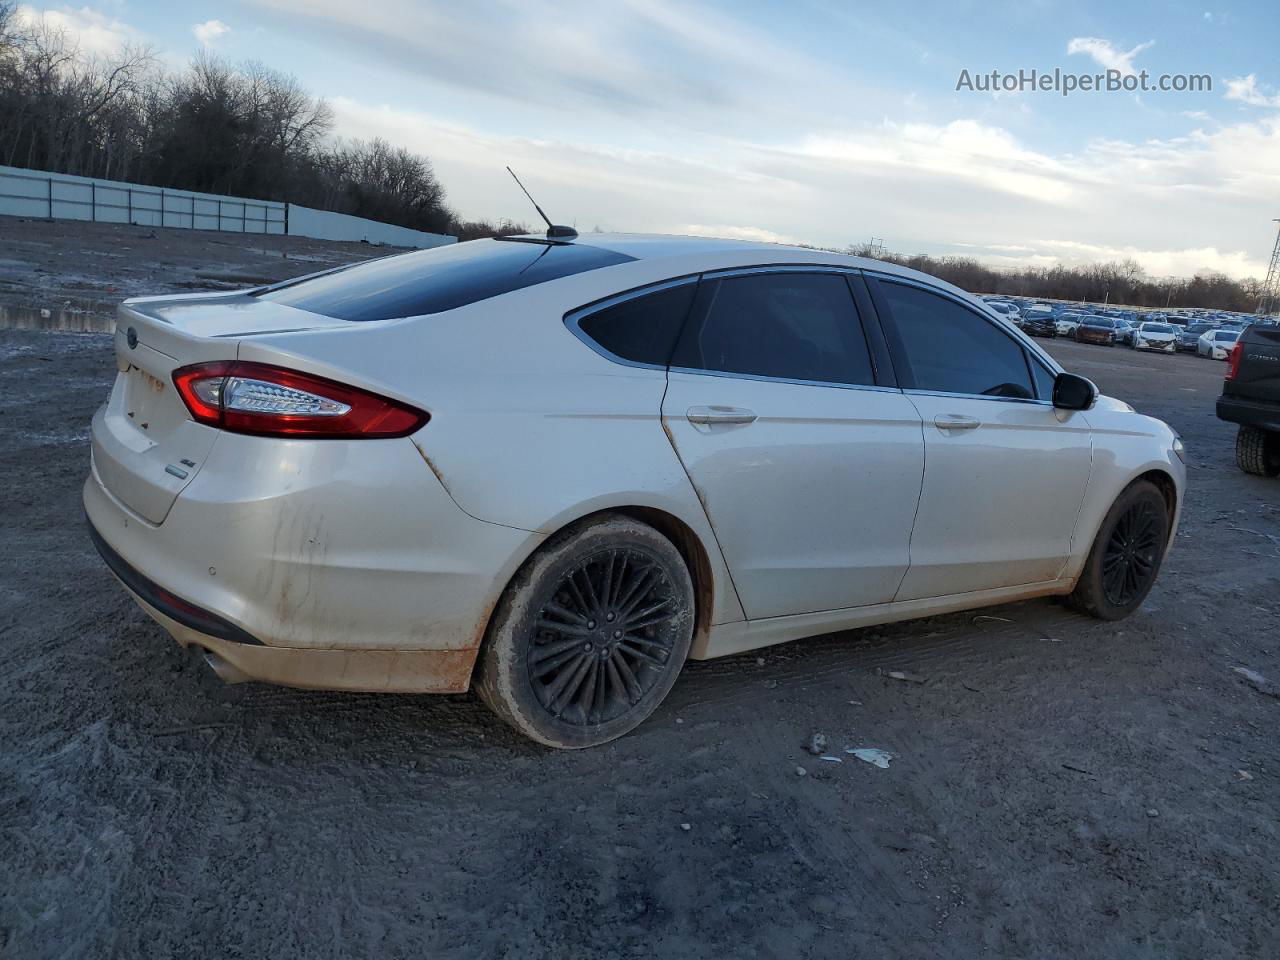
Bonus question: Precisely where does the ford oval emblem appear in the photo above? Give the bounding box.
[126,327,138,349]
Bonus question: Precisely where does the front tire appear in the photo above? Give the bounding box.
[475,515,696,748]
[1236,425,1280,477]
[1068,481,1170,620]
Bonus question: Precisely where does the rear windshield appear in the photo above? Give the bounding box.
[1214,330,1239,340]
[253,238,635,321]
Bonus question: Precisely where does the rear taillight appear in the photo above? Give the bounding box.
[1225,342,1243,380]
[172,361,428,438]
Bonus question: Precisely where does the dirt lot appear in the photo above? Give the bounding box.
[3,226,1280,959]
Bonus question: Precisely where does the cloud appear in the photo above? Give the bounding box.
[328,96,1279,281]
[681,225,804,245]
[13,4,142,56]
[193,19,231,47]
[1224,74,1280,109]
[1066,37,1155,77]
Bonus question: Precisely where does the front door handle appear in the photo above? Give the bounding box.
[686,405,758,425]
[933,413,981,432]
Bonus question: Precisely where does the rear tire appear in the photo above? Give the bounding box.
[475,515,695,748]
[1068,480,1170,621]
[1236,425,1280,477]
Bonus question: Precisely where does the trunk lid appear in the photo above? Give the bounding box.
[92,294,351,524]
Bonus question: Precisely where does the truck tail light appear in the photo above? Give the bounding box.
[172,361,428,438]
[1225,342,1243,381]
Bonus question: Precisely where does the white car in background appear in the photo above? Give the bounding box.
[1132,322,1178,353]
[983,299,1021,325]
[1199,328,1241,359]
[84,233,1186,747]
[1055,313,1084,337]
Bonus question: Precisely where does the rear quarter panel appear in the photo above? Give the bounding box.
[235,259,756,627]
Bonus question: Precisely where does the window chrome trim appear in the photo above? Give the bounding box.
[904,388,1052,407]
[562,274,701,372]
[700,263,860,280]
[667,365,901,395]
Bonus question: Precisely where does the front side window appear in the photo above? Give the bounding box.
[671,272,875,386]
[872,279,1034,399]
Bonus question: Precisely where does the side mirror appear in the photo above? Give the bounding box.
[1052,372,1098,411]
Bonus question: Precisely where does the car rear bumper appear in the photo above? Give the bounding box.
[84,427,543,693]
[1217,395,1280,432]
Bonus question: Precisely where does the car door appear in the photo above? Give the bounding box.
[866,275,1093,602]
[661,269,925,620]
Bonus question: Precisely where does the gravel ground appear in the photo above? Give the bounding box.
[3,234,1280,958]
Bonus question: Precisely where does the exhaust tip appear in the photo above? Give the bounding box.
[202,649,252,685]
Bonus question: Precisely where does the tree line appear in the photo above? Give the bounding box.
[0,3,527,239]
[843,244,1265,313]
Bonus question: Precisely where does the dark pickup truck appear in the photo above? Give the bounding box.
[1217,323,1280,476]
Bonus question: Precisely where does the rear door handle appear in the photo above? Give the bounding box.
[686,405,758,425]
[933,414,981,432]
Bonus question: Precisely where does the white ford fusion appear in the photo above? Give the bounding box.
[85,232,1185,747]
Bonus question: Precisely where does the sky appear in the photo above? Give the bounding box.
[13,0,1280,280]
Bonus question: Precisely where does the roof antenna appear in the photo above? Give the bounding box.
[507,167,577,240]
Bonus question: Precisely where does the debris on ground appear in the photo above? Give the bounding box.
[847,748,893,769]
[1233,666,1280,698]
[818,756,843,763]
[806,733,828,755]
[1238,770,1255,781]
[679,823,692,831]
[879,669,926,684]
[1146,808,1160,818]
[795,766,808,777]
[972,615,1013,624]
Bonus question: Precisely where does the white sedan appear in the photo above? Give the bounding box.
[1199,328,1241,359]
[85,233,1185,747]
[1132,322,1178,353]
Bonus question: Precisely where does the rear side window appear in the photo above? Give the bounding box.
[254,239,635,321]
[671,272,875,386]
[574,282,698,366]
[872,279,1035,399]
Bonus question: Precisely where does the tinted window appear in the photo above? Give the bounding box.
[254,238,635,321]
[873,279,1034,399]
[1142,323,1175,333]
[672,273,874,386]
[575,282,698,366]
[1030,358,1056,401]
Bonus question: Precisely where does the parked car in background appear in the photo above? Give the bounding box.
[1055,313,1084,337]
[1020,308,1058,338]
[1178,322,1216,352]
[1132,322,1178,354]
[1216,323,1280,477]
[1199,328,1242,359]
[81,232,1186,747]
[984,300,1021,326]
[1113,319,1136,346]
[1075,316,1117,345]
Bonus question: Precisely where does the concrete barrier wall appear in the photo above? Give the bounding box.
[0,165,456,248]
[0,164,285,233]
[284,204,455,248]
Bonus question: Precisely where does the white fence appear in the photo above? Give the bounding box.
[286,204,454,249]
[0,164,455,248]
